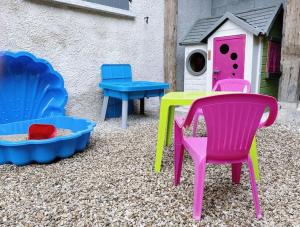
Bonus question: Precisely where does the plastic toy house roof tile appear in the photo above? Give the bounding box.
[180,4,283,45]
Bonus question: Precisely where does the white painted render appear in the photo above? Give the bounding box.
[0,0,164,121]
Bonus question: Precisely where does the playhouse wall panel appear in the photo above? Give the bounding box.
[184,45,208,91]
[251,36,263,93]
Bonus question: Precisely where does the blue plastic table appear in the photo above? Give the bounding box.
[99,65,169,128]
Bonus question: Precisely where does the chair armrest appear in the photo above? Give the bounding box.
[175,99,206,129]
[258,103,278,129]
[174,116,185,128]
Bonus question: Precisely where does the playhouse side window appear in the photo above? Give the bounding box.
[186,50,207,76]
[266,40,282,75]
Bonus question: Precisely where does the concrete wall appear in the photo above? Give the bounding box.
[211,0,283,16]
[0,0,164,121]
[176,0,211,91]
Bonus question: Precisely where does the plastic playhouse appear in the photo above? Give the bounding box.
[0,51,95,165]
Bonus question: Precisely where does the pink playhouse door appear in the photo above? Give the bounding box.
[213,34,246,88]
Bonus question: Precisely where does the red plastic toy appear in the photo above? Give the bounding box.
[28,124,57,140]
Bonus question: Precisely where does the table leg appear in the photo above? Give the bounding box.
[121,100,128,129]
[249,137,260,181]
[154,101,169,172]
[140,98,145,115]
[100,96,109,121]
[166,106,175,146]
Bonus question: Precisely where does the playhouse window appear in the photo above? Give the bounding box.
[231,52,238,60]
[186,50,207,76]
[220,44,229,54]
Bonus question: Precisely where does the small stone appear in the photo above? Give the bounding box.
[0,115,298,226]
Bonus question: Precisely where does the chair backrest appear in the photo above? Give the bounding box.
[213,79,251,93]
[184,94,278,162]
[101,64,132,83]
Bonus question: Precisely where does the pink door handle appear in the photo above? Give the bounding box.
[213,69,220,74]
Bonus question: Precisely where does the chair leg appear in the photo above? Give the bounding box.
[193,161,206,220]
[174,121,184,186]
[140,98,145,115]
[247,157,262,219]
[232,163,243,184]
[100,96,109,121]
[121,100,128,129]
[174,144,184,186]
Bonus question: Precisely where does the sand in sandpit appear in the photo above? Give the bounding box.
[0,129,73,142]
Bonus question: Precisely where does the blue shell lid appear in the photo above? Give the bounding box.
[0,51,68,124]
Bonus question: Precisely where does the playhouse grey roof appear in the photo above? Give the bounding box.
[180,4,282,46]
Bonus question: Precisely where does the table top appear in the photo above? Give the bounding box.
[99,81,169,92]
[161,91,229,105]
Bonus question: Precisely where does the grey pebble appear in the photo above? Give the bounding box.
[0,114,299,226]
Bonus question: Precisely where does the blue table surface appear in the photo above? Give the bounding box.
[99,81,169,92]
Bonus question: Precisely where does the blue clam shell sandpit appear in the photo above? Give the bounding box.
[0,51,95,165]
[0,51,68,124]
[0,116,96,165]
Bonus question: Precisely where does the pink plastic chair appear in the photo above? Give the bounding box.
[192,79,251,136]
[174,94,278,220]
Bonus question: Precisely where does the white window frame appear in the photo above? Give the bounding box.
[39,0,135,18]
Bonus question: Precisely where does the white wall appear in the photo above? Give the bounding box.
[184,44,208,91]
[0,0,164,121]
[206,20,262,91]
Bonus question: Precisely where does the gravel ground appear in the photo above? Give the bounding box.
[0,114,299,226]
